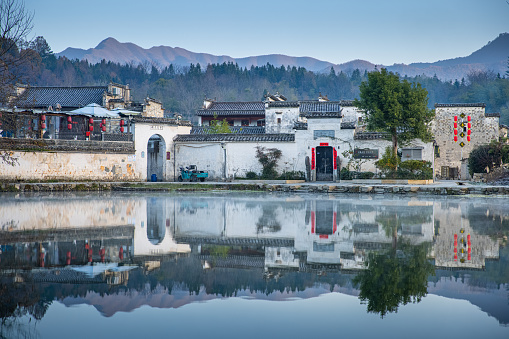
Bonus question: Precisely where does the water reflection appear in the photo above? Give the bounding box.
[0,192,508,327]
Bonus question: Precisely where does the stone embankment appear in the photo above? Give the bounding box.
[1,181,509,196]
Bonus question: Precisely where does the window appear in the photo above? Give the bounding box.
[401,148,423,160]
[228,120,234,126]
[241,120,249,126]
[277,118,281,124]
[257,119,265,126]
[313,130,335,139]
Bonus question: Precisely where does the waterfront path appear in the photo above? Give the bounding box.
[1,179,509,196]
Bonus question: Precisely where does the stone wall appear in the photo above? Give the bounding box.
[433,104,499,180]
[0,150,139,181]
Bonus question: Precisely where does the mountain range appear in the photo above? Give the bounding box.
[57,33,509,81]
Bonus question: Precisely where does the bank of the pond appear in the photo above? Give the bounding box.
[1,180,509,196]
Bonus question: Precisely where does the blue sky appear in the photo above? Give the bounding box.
[25,0,508,65]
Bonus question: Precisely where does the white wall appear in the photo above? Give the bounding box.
[133,122,191,181]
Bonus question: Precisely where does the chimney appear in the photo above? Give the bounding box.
[203,97,214,109]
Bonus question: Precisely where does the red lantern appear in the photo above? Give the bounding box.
[467,116,471,121]
[453,122,457,128]
[311,148,315,170]
[67,116,72,123]
[454,116,458,121]
[67,123,72,130]
[89,125,93,132]
[101,119,106,125]
[454,136,458,142]
[120,126,125,133]
[467,130,471,135]
[467,136,471,142]
[467,123,471,129]
[41,122,46,129]
[41,114,46,121]
[120,119,125,126]
[89,118,94,124]
[454,129,458,135]
[102,125,106,132]
[86,131,90,137]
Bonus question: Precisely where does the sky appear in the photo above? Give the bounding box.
[24,0,509,66]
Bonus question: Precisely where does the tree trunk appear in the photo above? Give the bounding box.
[392,129,398,170]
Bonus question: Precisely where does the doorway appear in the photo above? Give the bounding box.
[147,135,166,181]
[316,146,333,181]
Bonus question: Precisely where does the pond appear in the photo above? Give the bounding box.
[1,192,508,338]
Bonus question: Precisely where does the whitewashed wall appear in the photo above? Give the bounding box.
[174,140,300,180]
[133,121,191,181]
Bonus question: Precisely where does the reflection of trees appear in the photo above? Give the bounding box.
[353,241,434,318]
[0,279,51,338]
[354,208,435,318]
[256,205,281,234]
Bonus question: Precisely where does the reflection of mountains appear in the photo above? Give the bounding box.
[1,193,508,323]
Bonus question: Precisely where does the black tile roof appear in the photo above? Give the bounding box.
[197,101,265,116]
[341,121,356,129]
[340,100,355,106]
[299,101,342,118]
[485,113,500,118]
[435,103,486,108]
[16,86,107,109]
[267,101,299,108]
[300,101,341,113]
[191,126,265,134]
[293,121,308,130]
[174,133,295,142]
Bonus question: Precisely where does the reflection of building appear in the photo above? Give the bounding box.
[433,201,499,270]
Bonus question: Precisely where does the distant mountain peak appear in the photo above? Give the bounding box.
[56,33,509,80]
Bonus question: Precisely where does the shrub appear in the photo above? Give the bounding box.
[340,168,375,180]
[398,160,433,179]
[245,171,258,179]
[468,141,509,176]
[278,171,305,180]
[255,146,282,179]
[375,147,400,174]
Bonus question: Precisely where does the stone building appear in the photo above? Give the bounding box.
[433,103,500,180]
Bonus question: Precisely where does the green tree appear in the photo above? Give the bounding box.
[354,68,435,166]
[208,114,232,134]
[255,146,282,179]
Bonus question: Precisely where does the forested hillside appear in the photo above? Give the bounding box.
[27,38,509,125]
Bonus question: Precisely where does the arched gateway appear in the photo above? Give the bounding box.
[132,118,192,181]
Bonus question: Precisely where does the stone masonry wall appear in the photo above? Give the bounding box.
[433,105,499,180]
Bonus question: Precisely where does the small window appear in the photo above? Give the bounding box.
[257,119,265,126]
[241,120,249,126]
[277,118,281,124]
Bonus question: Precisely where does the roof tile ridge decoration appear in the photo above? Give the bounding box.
[132,117,192,126]
[26,85,107,89]
[173,133,295,142]
[434,103,486,108]
[339,99,355,106]
[267,101,299,107]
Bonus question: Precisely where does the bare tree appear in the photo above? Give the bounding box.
[0,0,34,104]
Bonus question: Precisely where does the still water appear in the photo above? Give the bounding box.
[0,191,508,338]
